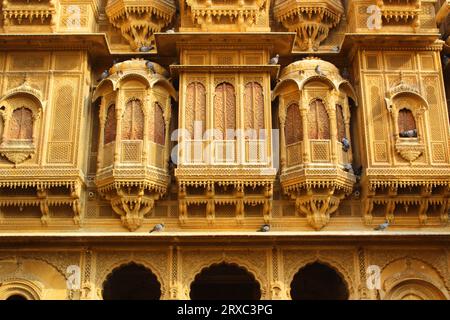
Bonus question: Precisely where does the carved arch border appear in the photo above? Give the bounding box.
[0,278,43,300]
[0,255,69,281]
[97,258,168,300]
[283,252,356,300]
[183,253,269,300]
[379,255,450,297]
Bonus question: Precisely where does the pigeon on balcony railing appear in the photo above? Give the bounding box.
[139,45,154,52]
[258,224,270,232]
[269,54,279,65]
[341,137,350,152]
[399,129,417,138]
[149,223,165,233]
[374,220,389,231]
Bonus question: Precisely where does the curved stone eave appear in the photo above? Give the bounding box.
[149,77,178,101]
[0,89,46,110]
[272,78,302,101]
[338,80,359,107]
[389,90,429,110]
[92,78,116,102]
[299,75,338,91]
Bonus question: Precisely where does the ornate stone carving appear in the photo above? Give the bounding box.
[274,0,344,51]
[105,0,176,50]
[184,0,268,31]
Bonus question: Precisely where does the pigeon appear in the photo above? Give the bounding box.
[97,70,109,82]
[341,67,350,80]
[399,129,417,138]
[149,223,165,233]
[146,61,155,73]
[269,54,280,65]
[331,45,340,52]
[443,55,450,67]
[343,163,353,173]
[341,137,350,152]
[139,45,154,52]
[374,220,389,231]
[258,224,270,232]
[353,165,363,177]
[166,28,175,33]
[315,65,326,77]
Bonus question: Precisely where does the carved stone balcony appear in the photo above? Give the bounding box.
[182,0,269,31]
[93,59,177,230]
[105,0,176,50]
[273,58,357,229]
[377,0,421,29]
[273,0,344,51]
[1,0,59,32]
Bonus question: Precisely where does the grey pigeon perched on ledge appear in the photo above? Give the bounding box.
[269,54,279,65]
[315,65,326,77]
[97,70,109,82]
[139,45,154,52]
[146,61,155,73]
[343,163,353,173]
[166,28,175,33]
[341,137,350,152]
[258,224,270,232]
[150,223,165,233]
[399,129,417,138]
[374,220,389,231]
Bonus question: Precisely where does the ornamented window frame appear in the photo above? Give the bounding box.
[385,86,428,163]
[0,91,43,165]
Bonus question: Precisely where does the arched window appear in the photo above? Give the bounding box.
[398,108,417,137]
[0,112,4,144]
[244,82,264,138]
[8,107,33,140]
[104,104,116,144]
[186,82,206,139]
[285,103,302,145]
[214,82,236,140]
[153,102,165,145]
[308,99,330,139]
[122,99,144,140]
[336,105,345,142]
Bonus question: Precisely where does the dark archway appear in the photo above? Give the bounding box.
[6,294,27,301]
[190,263,261,300]
[103,262,161,300]
[290,262,349,300]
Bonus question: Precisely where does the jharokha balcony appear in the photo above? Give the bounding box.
[273,57,357,229]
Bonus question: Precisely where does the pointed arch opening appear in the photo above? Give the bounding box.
[290,262,349,300]
[121,99,144,140]
[308,99,330,140]
[285,103,303,145]
[190,262,261,300]
[102,262,161,300]
[186,82,206,139]
[104,104,117,145]
[214,82,236,140]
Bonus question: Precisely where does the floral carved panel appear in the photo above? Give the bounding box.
[122,99,144,140]
[186,82,206,138]
[104,104,117,145]
[308,99,330,139]
[214,83,236,140]
[8,107,33,140]
[244,82,265,138]
[153,102,165,145]
[285,103,302,145]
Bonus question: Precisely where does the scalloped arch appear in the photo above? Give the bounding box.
[99,259,166,299]
[285,257,355,300]
[186,257,267,299]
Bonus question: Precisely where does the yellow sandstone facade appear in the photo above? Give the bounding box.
[0,0,449,300]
